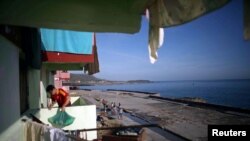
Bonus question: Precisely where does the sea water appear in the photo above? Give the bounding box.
[80,79,250,109]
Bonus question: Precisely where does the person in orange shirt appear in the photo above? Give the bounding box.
[46,85,71,111]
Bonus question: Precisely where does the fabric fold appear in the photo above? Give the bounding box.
[24,121,44,141]
[149,0,230,28]
[244,0,250,40]
[147,0,230,63]
[147,9,164,64]
[24,121,73,141]
[84,33,100,75]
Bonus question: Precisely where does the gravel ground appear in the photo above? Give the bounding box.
[71,90,250,141]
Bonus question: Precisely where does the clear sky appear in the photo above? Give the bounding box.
[84,0,250,81]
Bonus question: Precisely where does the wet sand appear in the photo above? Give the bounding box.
[71,90,250,141]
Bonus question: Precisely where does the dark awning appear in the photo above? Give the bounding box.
[0,0,147,33]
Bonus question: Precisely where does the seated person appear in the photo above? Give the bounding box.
[46,85,71,111]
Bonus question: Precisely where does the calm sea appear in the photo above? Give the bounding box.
[79,80,250,109]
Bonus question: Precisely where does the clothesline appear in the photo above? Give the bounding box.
[63,123,158,132]
[22,119,86,141]
[23,115,158,141]
[28,113,158,132]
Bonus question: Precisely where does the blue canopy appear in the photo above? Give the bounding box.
[41,28,92,54]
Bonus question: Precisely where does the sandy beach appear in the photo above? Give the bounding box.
[71,90,250,141]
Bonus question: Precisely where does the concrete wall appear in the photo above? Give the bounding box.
[28,68,41,109]
[0,35,20,134]
[0,117,26,141]
[40,66,54,108]
[36,105,97,140]
[40,66,47,108]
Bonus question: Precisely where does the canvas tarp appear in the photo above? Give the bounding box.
[41,28,93,54]
[244,0,250,40]
[148,0,230,28]
[1,0,247,64]
[147,0,231,63]
[0,0,147,33]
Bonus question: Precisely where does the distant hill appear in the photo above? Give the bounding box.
[127,80,151,83]
[63,73,152,86]
[69,73,103,82]
[63,73,120,86]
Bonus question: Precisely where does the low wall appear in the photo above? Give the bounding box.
[36,105,97,140]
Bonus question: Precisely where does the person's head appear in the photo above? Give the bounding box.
[46,85,56,95]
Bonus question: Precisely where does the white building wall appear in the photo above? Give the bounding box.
[0,35,20,134]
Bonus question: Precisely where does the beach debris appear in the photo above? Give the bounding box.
[115,127,142,136]
[179,97,207,103]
